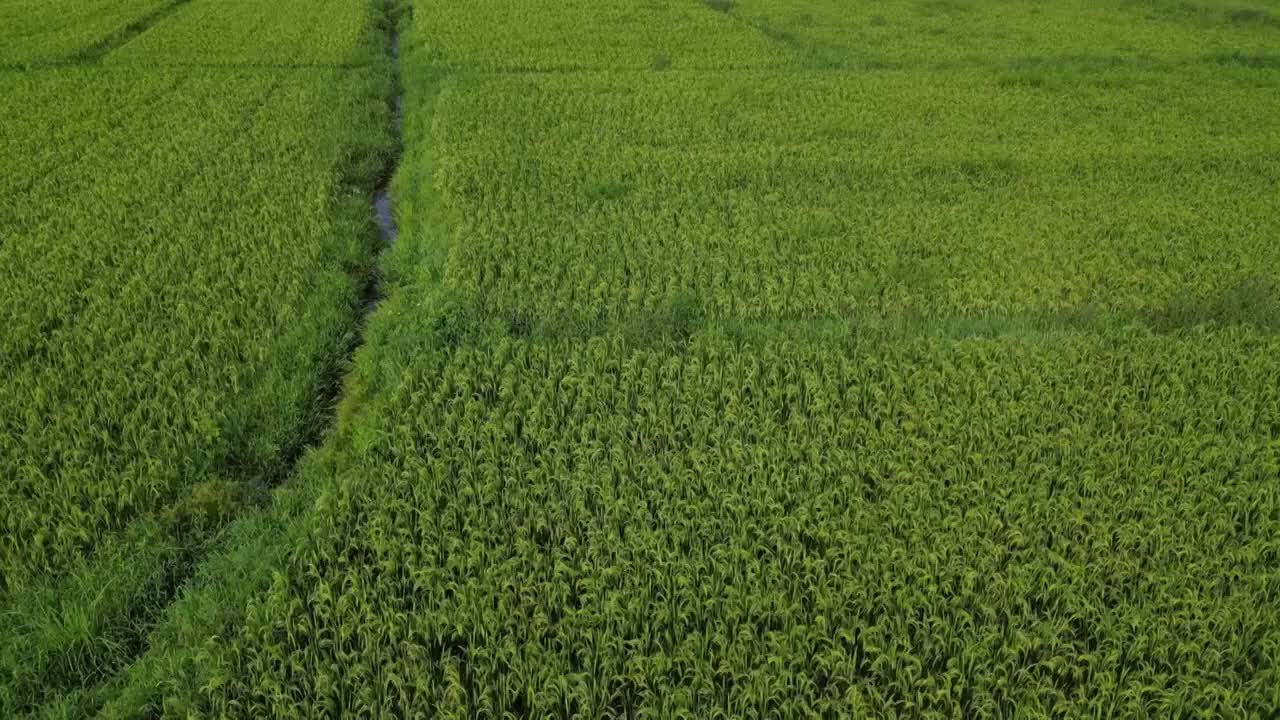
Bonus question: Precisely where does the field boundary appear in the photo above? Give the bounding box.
[67,0,193,65]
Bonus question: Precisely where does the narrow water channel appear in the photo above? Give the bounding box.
[373,30,402,245]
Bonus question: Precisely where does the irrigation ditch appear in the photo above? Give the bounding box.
[374,30,403,248]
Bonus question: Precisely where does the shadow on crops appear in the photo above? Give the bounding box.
[1145,0,1280,30]
[915,0,972,16]
[1225,7,1280,29]
[995,54,1169,88]
[622,291,704,346]
[1147,277,1280,333]
[1210,50,1280,69]
[500,291,704,348]
[452,275,1279,353]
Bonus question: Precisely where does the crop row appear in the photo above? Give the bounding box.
[153,330,1280,718]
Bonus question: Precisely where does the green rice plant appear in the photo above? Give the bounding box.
[417,67,1280,331]
[148,329,1280,717]
[0,63,394,717]
[104,0,381,66]
[0,0,176,66]
[410,0,795,71]
[9,0,1280,714]
[728,0,1280,70]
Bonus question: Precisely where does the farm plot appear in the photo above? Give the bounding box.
[94,0,1280,716]
[410,0,796,71]
[105,0,381,66]
[0,0,176,66]
[121,331,1280,717]
[727,0,1280,71]
[7,0,1280,716]
[0,64,389,595]
[417,67,1280,328]
[0,67,184,198]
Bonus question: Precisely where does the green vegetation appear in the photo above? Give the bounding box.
[729,0,1280,70]
[105,0,380,66]
[0,1,397,715]
[3,0,1279,716]
[410,0,793,71]
[424,68,1279,327]
[0,65,387,592]
[130,331,1280,717]
[0,0,178,66]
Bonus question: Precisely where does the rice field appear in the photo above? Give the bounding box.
[2,0,1278,717]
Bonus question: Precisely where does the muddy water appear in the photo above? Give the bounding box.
[392,31,405,127]
[374,190,396,243]
[373,31,402,245]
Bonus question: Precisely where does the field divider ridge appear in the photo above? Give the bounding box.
[66,0,195,66]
